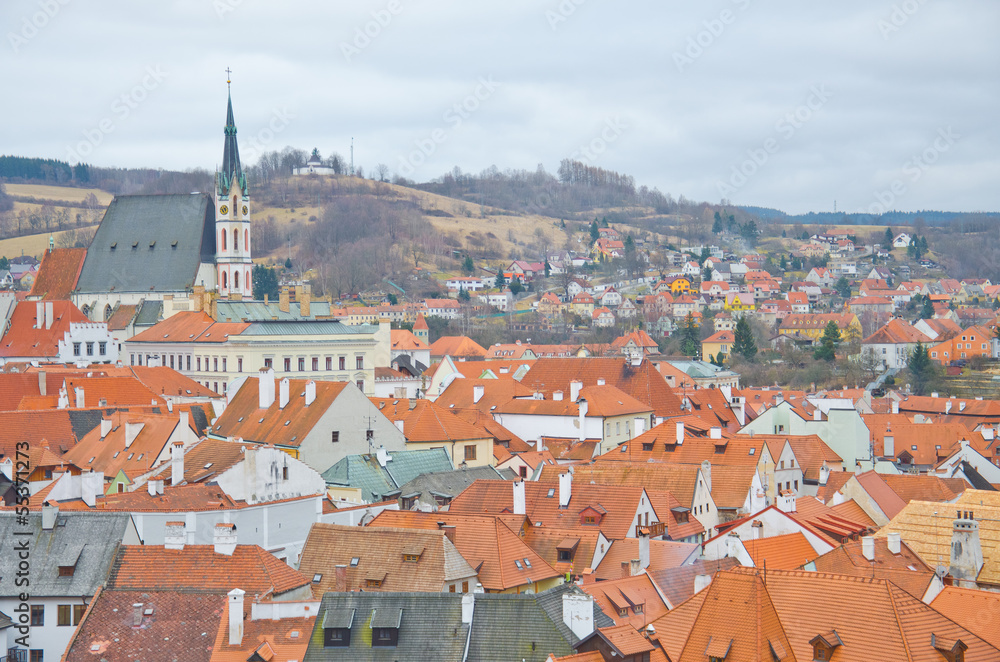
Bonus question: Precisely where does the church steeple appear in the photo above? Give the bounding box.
[218,70,246,197]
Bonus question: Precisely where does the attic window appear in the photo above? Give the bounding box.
[285,421,291,426]
[350,557,360,567]
[171,241,178,248]
[312,573,322,583]
[237,417,243,422]
[204,463,213,469]
[749,448,756,455]
[149,241,155,249]
[514,560,523,570]
[547,488,555,498]
[127,453,134,460]
[523,558,532,568]
[132,241,138,249]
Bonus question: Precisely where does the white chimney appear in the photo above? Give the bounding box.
[38,370,46,396]
[553,390,564,401]
[171,440,184,486]
[462,593,475,625]
[884,436,895,458]
[513,479,526,516]
[45,301,53,330]
[258,368,275,409]
[124,421,143,448]
[559,471,572,508]
[35,301,43,328]
[147,478,163,497]
[709,426,722,440]
[578,399,588,442]
[959,401,966,412]
[42,502,58,530]
[887,531,901,555]
[164,521,185,550]
[638,529,650,570]
[473,384,485,404]
[949,511,984,585]
[570,380,583,402]
[81,471,102,508]
[813,409,822,421]
[228,588,245,646]
[819,463,830,486]
[100,418,112,438]
[676,421,685,445]
[777,492,796,513]
[304,380,316,406]
[74,386,85,408]
[861,536,875,561]
[376,446,391,467]
[984,427,996,441]
[726,532,741,559]
[214,522,237,556]
[562,593,594,640]
[178,409,189,433]
[278,378,290,408]
[945,401,952,414]
[701,459,712,493]
[596,378,605,386]
[694,574,712,594]
[891,400,899,414]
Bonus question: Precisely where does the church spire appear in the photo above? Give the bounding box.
[218,68,246,197]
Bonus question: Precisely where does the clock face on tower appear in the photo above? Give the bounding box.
[219,204,229,215]
[242,205,248,216]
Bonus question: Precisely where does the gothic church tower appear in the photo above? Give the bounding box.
[215,76,252,297]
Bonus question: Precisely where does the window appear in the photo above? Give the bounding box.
[74,604,86,624]
[558,549,573,562]
[31,605,44,626]
[58,565,74,577]
[356,380,364,391]
[366,429,374,443]
[169,354,175,369]
[99,342,107,356]
[284,358,291,372]
[794,480,799,490]
[462,581,469,592]
[372,627,397,647]
[339,356,346,370]
[583,515,596,525]
[449,584,456,592]
[282,466,289,480]
[186,355,191,371]
[331,431,340,443]
[86,342,94,356]
[30,652,43,662]
[58,604,72,626]
[197,357,202,371]
[237,358,242,373]
[519,466,528,479]
[404,554,420,562]
[365,579,382,589]
[464,445,477,461]
[356,356,364,370]
[323,627,351,648]
[633,604,643,614]
[312,357,319,371]
[222,358,227,372]
[264,357,272,369]
[213,358,218,372]
[326,357,332,370]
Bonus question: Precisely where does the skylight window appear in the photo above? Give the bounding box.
[350,557,360,567]
[514,560,523,570]
[547,488,555,498]
[312,573,322,583]
[523,558,532,568]
[748,448,755,455]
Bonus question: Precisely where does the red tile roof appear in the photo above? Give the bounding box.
[210,600,313,662]
[63,412,182,479]
[742,532,819,569]
[391,328,429,351]
[371,397,490,443]
[593,539,698,580]
[583,573,670,628]
[0,300,89,358]
[931,587,1000,649]
[430,336,488,359]
[435,377,535,411]
[30,247,86,299]
[811,537,937,599]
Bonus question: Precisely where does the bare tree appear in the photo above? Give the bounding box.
[375,163,390,182]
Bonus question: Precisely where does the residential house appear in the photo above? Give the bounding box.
[778,312,862,342]
[506,260,546,282]
[599,287,622,308]
[862,318,931,369]
[701,330,733,362]
[430,336,488,362]
[929,325,994,364]
[0,297,118,365]
[321,447,455,504]
[445,276,487,293]
[370,397,495,468]
[834,470,969,527]
[592,306,615,328]
[723,292,755,313]
[805,266,835,287]
[571,292,596,317]
[893,232,912,248]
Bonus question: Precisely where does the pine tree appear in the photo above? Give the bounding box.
[835,277,851,298]
[907,341,936,395]
[884,226,893,247]
[458,288,471,302]
[680,314,700,358]
[251,264,279,301]
[590,221,599,242]
[463,255,474,274]
[779,254,787,271]
[921,296,934,319]
[731,316,758,361]
[494,271,506,289]
[813,321,841,361]
[712,211,724,234]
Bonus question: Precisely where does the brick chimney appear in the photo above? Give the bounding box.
[278,287,290,313]
[214,522,237,556]
[228,588,245,646]
[438,522,456,545]
[299,283,311,317]
[164,521,185,550]
[334,565,347,592]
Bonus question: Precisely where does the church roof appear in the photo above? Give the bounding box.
[75,194,216,295]
[218,91,246,196]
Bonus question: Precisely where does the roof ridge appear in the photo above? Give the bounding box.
[885,579,917,662]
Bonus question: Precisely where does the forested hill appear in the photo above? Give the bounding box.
[740,205,999,227]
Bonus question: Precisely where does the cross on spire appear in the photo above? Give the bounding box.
[225,66,232,90]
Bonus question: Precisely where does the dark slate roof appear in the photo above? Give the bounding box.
[68,409,105,440]
[395,465,510,500]
[322,449,454,503]
[466,592,577,662]
[0,511,129,597]
[534,583,614,645]
[304,592,469,662]
[133,299,163,326]
[959,460,996,491]
[76,194,216,294]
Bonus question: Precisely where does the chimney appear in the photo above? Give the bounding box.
[676,422,685,445]
[777,492,796,513]
[171,440,185,486]
[887,531,901,555]
[279,287,290,313]
[884,436,895,458]
[473,384,485,404]
[775,392,784,406]
[74,386,85,408]
[694,574,712,594]
[726,532,741,559]
[709,426,722,440]
[891,400,899,414]
[100,418,112,438]
[638,529,650,570]
[984,427,996,441]
[819,462,830,486]
[577,399,588,442]
[558,471,572,508]
[462,593,475,625]
[81,471,102,508]
[279,378,290,408]
[124,421,143,448]
[813,409,822,421]
[701,460,712,493]
[304,380,316,406]
[862,536,875,561]
[570,380,583,402]
[258,368,275,408]
[147,478,163,497]
[629,559,642,576]
[553,390,563,401]
[38,370,46,396]
[300,283,311,317]
[439,524,457,545]
[945,401,952,414]
[164,521,185,550]
[376,446,391,467]
[42,502,58,530]
[949,511,984,585]
[334,565,348,592]
[513,479,526,516]
[45,301,53,330]
[178,409,189,433]
[562,593,594,640]
[214,522,237,556]
[228,588,245,646]
[35,301,43,328]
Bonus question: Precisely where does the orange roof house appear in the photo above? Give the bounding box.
[582,573,671,628]
[0,299,97,361]
[928,324,994,364]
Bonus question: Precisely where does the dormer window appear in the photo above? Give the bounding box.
[370,608,402,648]
[932,634,967,662]
[810,631,843,661]
[322,608,354,648]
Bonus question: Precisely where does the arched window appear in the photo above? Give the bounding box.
[222,271,228,290]
[246,270,251,290]
[233,228,239,251]
[234,271,240,290]
[220,229,226,251]
[232,195,237,212]
[104,304,113,321]
[245,229,249,252]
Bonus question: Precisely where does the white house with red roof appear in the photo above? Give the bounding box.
[0,297,118,365]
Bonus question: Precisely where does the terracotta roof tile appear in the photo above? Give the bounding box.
[63,411,182,479]
[371,397,490,443]
[105,303,138,330]
[594,539,698,580]
[210,600,313,662]
[811,537,936,599]
[129,365,223,399]
[30,247,86,299]
[583,574,670,628]
[743,532,819,569]
[522,526,603,576]
[390,328,429,351]
[647,558,740,607]
[435,377,536,411]
[0,300,90,358]
[429,336,488,359]
[931,587,1000,649]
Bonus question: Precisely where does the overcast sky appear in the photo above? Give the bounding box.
[3,0,998,214]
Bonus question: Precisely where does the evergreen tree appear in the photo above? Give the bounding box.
[387,293,398,305]
[907,341,937,395]
[463,255,474,274]
[509,279,523,295]
[813,321,841,361]
[712,211,724,234]
[458,288,471,302]
[781,229,787,238]
[791,256,802,271]
[589,220,599,242]
[731,316,758,362]
[251,264,279,301]
[284,257,292,269]
[0,256,8,271]
[544,260,551,277]
[884,226,893,247]
[779,254,787,271]
[680,314,700,358]
[919,235,929,254]
[494,271,506,289]
[920,296,934,319]
[703,266,712,283]
[835,277,851,298]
